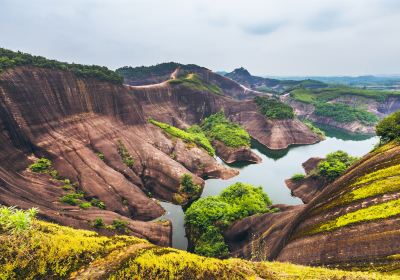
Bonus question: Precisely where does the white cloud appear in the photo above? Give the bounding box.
[0,0,399,75]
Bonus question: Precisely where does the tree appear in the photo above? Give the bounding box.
[376,111,400,144]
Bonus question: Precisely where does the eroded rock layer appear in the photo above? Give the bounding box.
[0,66,320,245]
[226,142,400,273]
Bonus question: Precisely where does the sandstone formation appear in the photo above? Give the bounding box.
[226,142,400,273]
[212,140,262,164]
[0,65,320,246]
[285,157,325,204]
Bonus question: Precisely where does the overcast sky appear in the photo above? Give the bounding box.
[1,0,399,76]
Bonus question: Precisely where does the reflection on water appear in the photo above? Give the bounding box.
[159,128,379,250]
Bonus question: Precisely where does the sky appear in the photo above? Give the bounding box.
[1,0,400,76]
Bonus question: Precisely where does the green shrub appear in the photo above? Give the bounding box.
[29,158,52,173]
[96,153,105,161]
[0,206,38,233]
[112,219,129,232]
[149,119,215,156]
[314,102,378,125]
[90,198,106,209]
[201,111,250,148]
[291,173,305,182]
[117,140,134,168]
[92,218,105,228]
[317,151,358,182]
[254,96,294,120]
[79,202,91,209]
[0,48,123,84]
[185,183,273,258]
[59,193,84,206]
[376,111,400,144]
[180,174,201,195]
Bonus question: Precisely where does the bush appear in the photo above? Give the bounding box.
[59,193,84,206]
[180,174,201,195]
[117,140,134,168]
[376,111,400,144]
[254,96,294,120]
[93,218,105,228]
[90,198,106,209]
[314,102,378,125]
[0,206,38,233]
[185,183,273,258]
[112,219,129,232]
[201,111,250,148]
[291,173,305,182]
[317,151,358,182]
[29,158,52,173]
[0,48,123,84]
[79,202,91,209]
[96,153,105,161]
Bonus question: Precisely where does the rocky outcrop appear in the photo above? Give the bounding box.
[226,142,400,273]
[285,158,325,204]
[212,140,261,164]
[0,65,321,246]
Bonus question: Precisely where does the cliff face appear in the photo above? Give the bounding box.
[0,66,320,246]
[226,142,400,273]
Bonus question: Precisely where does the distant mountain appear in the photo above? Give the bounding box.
[267,75,400,90]
[225,67,326,94]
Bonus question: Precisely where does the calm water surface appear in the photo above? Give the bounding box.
[158,128,378,250]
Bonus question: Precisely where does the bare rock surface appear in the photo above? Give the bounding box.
[0,66,320,246]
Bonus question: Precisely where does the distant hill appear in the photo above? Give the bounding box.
[224,67,326,94]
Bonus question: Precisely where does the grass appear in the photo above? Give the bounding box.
[303,198,400,236]
[168,73,223,95]
[318,163,400,211]
[201,111,251,148]
[149,119,215,156]
[0,210,397,279]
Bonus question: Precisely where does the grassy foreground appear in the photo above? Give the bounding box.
[0,218,396,279]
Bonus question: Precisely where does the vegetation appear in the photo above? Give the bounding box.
[315,148,400,212]
[185,183,273,258]
[302,120,325,137]
[376,111,400,144]
[0,210,395,279]
[59,192,85,206]
[201,111,251,148]
[291,87,400,104]
[90,198,106,209]
[117,140,134,168]
[317,151,358,182]
[111,219,129,233]
[314,103,379,125]
[29,157,52,173]
[180,174,201,196]
[92,217,105,228]
[0,206,37,233]
[169,73,223,95]
[304,198,400,236]
[254,96,295,119]
[0,48,123,84]
[96,152,105,161]
[291,173,305,182]
[149,119,215,156]
[116,62,204,81]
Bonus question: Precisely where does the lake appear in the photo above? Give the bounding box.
[158,128,378,250]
